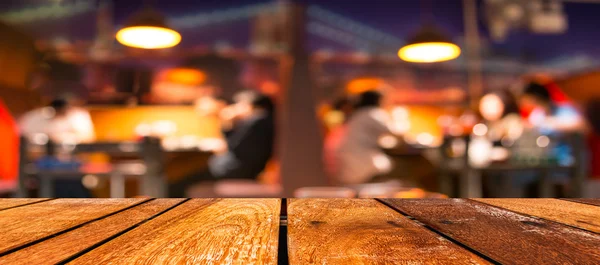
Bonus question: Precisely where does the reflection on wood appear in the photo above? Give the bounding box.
[288,198,489,264]
[475,198,600,233]
[69,199,281,264]
[382,199,600,264]
[0,198,50,211]
[0,198,146,254]
[0,199,183,265]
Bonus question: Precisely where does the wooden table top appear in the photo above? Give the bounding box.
[0,198,599,264]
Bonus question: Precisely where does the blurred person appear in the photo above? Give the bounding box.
[519,82,584,132]
[19,97,95,144]
[18,97,94,198]
[517,82,584,197]
[169,90,275,197]
[479,90,524,144]
[478,90,523,197]
[334,90,395,185]
[585,100,600,197]
[0,99,18,182]
[323,96,354,180]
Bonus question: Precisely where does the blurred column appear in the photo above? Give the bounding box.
[278,2,327,196]
[463,0,483,109]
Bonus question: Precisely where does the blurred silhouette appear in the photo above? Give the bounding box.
[323,96,353,180]
[586,99,600,181]
[516,82,584,197]
[334,90,394,185]
[169,90,275,197]
[0,99,18,182]
[519,82,584,132]
[479,89,523,144]
[19,97,95,144]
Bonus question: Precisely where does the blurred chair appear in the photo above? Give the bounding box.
[214,179,282,197]
[393,189,448,198]
[294,187,356,198]
[17,136,165,198]
[186,180,282,198]
[187,160,282,198]
[350,179,406,198]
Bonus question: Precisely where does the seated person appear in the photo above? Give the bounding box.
[323,96,353,181]
[479,90,524,144]
[19,97,95,144]
[0,99,18,182]
[169,90,275,197]
[519,82,584,133]
[517,82,584,196]
[18,97,95,198]
[334,90,395,185]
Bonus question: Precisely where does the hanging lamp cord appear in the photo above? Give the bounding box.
[420,0,435,24]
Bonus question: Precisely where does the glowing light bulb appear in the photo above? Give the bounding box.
[116,26,181,49]
[398,42,461,63]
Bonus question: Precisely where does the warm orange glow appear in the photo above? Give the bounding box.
[88,106,221,141]
[346,78,383,94]
[398,42,461,63]
[116,26,181,49]
[165,68,207,86]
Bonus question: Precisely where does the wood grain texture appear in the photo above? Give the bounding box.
[563,198,600,207]
[474,198,600,233]
[287,198,490,265]
[0,198,51,210]
[0,199,183,265]
[69,199,281,265]
[0,198,145,254]
[382,199,600,265]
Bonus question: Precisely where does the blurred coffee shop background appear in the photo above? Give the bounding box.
[1,0,600,199]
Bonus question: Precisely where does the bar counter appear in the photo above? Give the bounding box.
[0,198,599,264]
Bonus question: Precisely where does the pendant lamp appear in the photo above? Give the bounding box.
[398,25,460,63]
[398,0,461,63]
[116,6,181,49]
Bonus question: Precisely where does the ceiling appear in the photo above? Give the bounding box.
[1,0,600,74]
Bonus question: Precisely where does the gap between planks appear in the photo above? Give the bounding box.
[470,198,600,235]
[56,198,191,264]
[375,198,502,265]
[0,198,153,257]
[0,198,55,212]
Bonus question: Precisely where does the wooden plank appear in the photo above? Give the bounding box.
[0,198,51,210]
[382,199,600,264]
[563,198,600,207]
[0,198,145,254]
[475,198,600,234]
[0,199,183,265]
[287,199,490,264]
[69,199,281,265]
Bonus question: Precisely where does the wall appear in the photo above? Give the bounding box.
[88,105,221,141]
[0,22,39,117]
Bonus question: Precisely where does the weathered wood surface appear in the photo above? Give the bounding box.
[69,199,281,265]
[0,198,146,254]
[288,198,490,265]
[0,198,51,210]
[0,199,183,265]
[475,198,600,233]
[382,199,600,265]
[563,198,600,207]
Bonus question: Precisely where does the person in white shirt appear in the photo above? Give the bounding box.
[19,98,95,144]
[335,90,394,185]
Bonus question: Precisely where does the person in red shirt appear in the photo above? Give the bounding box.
[585,100,600,180]
[0,99,18,183]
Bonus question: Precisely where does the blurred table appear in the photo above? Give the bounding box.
[18,137,215,198]
[1,198,599,264]
[438,133,586,198]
